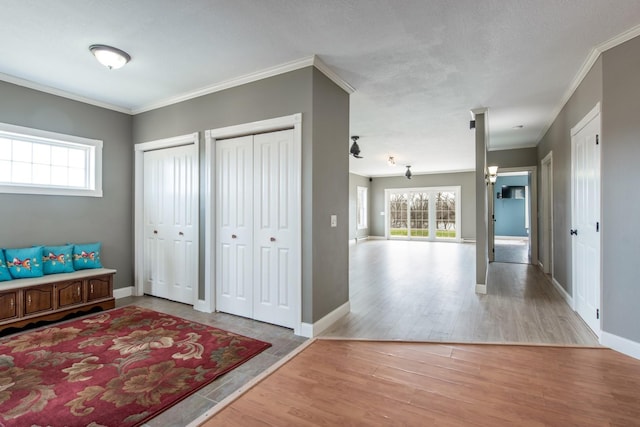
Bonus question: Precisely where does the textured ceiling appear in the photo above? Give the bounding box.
[1,0,639,177]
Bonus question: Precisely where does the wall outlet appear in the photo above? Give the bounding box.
[330,215,337,227]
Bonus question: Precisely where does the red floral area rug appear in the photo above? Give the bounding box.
[0,306,271,426]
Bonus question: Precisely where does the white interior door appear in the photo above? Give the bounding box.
[253,130,296,328]
[143,144,197,304]
[215,129,297,329]
[572,107,601,335]
[216,136,254,317]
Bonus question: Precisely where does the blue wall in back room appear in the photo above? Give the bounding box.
[494,175,529,237]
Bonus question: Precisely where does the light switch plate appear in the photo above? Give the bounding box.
[330,215,337,227]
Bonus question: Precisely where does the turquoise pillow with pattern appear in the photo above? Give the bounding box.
[73,242,102,270]
[0,249,12,282]
[5,246,44,279]
[42,244,75,274]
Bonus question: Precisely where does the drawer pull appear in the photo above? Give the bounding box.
[78,285,81,297]
[90,284,94,294]
[10,298,14,308]
[27,295,32,306]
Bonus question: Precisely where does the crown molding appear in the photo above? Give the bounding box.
[1,55,354,116]
[0,72,131,114]
[132,54,354,114]
[535,23,640,144]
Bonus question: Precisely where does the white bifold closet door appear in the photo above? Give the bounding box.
[216,129,296,328]
[143,144,198,304]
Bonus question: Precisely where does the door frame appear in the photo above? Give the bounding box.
[570,103,601,336]
[134,132,200,303]
[491,166,538,266]
[204,114,302,334]
[540,152,554,275]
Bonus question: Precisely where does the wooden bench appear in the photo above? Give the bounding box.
[0,268,116,333]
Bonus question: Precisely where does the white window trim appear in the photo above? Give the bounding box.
[384,186,462,242]
[356,186,368,230]
[0,122,103,197]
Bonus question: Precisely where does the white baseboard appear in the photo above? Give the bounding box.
[113,286,133,299]
[601,331,640,360]
[368,235,386,240]
[475,283,487,294]
[297,301,350,338]
[552,277,574,309]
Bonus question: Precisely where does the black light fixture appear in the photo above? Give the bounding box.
[350,136,363,158]
[405,165,412,179]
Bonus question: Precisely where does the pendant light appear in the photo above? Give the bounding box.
[405,165,412,179]
[350,136,363,158]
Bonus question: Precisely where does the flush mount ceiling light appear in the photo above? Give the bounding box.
[388,156,396,166]
[89,44,131,70]
[405,165,412,179]
[350,136,363,158]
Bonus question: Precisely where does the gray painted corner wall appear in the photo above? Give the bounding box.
[537,56,602,295]
[601,36,640,342]
[368,171,476,240]
[0,81,134,290]
[475,113,488,286]
[349,173,371,240]
[133,66,350,324]
[487,147,537,168]
[311,68,350,321]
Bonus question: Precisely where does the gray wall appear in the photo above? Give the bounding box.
[601,36,640,342]
[311,69,350,320]
[537,57,602,295]
[349,173,370,240]
[475,113,488,286]
[369,171,476,240]
[132,67,349,323]
[0,81,134,290]
[487,147,537,168]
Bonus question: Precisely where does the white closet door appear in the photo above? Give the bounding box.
[216,136,254,317]
[143,144,197,304]
[253,129,296,328]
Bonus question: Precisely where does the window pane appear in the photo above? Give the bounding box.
[32,164,51,185]
[68,168,85,187]
[32,143,51,165]
[0,138,11,160]
[68,148,86,169]
[51,146,68,166]
[12,140,32,163]
[12,162,32,183]
[0,160,10,181]
[51,165,68,186]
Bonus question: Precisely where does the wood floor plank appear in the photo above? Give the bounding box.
[199,340,640,426]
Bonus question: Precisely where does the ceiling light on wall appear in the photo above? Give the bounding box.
[89,44,131,69]
[388,156,396,166]
[405,165,412,179]
[350,136,363,158]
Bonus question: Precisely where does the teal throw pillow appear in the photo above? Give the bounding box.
[73,242,102,270]
[42,244,75,274]
[5,246,44,279]
[0,250,13,282]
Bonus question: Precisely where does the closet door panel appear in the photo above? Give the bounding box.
[216,136,253,318]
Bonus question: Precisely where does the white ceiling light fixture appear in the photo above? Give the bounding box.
[89,44,131,70]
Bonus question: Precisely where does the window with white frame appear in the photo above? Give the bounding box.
[0,122,102,197]
[356,186,368,229]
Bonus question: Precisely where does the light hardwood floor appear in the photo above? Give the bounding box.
[132,239,597,425]
[201,339,640,426]
[323,239,597,345]
[494,237,530,264]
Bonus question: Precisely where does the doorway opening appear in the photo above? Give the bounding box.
[492,169,537,265]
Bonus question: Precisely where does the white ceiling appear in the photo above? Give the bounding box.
[1,1,639,177]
